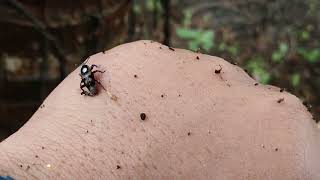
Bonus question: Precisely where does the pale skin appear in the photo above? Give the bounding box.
[0,40,320,179]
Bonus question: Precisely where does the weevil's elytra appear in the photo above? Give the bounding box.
[79,57,106,96]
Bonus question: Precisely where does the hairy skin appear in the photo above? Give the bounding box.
[0,40,320,179]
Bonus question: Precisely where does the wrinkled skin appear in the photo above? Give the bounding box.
[0,41,319,179]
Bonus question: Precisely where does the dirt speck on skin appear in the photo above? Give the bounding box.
[215,65,222,74]
[254,83,259,86]
[187,132,191,136]
[275,148,279,151]
[116,165,121,169]
[196,56,200,60]
[303,101,312,111]
[41,146,45,150]
[110,95,118,101]
[161,94,165,98]
[134,74,138,78]
[86,130,89,133]
[140,113,147,121]
[277,98,284,103]
[169,47,175,51]
[19,164,23,168]
[35,155,39,158]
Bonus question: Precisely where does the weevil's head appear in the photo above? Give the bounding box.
[80,65,90,76]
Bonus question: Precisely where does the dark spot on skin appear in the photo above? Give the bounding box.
[116,165,121,169]
[275,148,279,151]
[169,47,175,51]
[35,155,38,158]
[86,130,89,133]
[143,42,147,45]
[41,146,45,150]
[161,94,165,98]
[26,165,30,170]
[280,88,285,92]
[140,113,147,121]
[134,74,138,78]
[244,69,249,73]
[215,65,222,74]
[159,47,162,49]
[187,132,191,136]
[277,98,284,103]
[262,145,265,148]
[178,94,181,97]
[254,83,259,86]
[19,164,23,168]
[40,104,45,108]
[196,56,200,60]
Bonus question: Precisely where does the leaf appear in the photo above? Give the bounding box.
[298,48,320,63]
[291,73,300,87]
[176,28,215,52]
[176,28,201,39]
[301,31,310,41]
[247,57,271,84]
[272,42,288,63]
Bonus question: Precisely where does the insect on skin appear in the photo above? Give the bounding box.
[79,57,106,96]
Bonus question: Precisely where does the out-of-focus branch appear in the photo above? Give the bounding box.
[161,0,171,46]
[3,0,67,80]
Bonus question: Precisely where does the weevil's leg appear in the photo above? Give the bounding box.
[80,80,89,96]
[90,64,98,70]
[92,70,106,74]
[95,80,106,91]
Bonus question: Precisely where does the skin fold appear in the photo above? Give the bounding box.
[0,40,319,179]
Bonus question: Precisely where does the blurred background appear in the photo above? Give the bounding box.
[0,0,319,141]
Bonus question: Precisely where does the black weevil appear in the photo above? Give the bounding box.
[79,57,106,96]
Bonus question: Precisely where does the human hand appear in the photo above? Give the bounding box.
[0,41,319,179]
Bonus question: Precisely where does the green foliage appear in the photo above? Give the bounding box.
[133,4,142,14]
[298,48,320,63]
[291,73,301,87]
[218,42,239,56]
[247,57,271,84]
[300,30,310,41]
[272,42,289,63]
[146,0,162,12]
[182,9,193,27]
[176,28,215,52]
